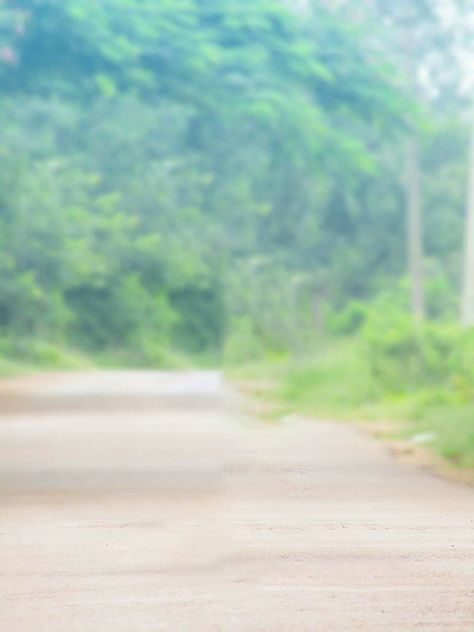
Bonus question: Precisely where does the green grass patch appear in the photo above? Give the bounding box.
[232,338,474,472]
[0,337,93,374]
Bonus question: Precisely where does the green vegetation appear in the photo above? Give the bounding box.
[0,0,407,368]
[235,302,474,470]
[269,342,474,470]
[1,2,474,468]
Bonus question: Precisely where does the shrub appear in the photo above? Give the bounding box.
[325,300,367,335]
[0,336,88,368]
[363,299,462,393]
[223,316,264,366]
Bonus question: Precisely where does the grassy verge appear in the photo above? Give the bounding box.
[0,336,221,377]
[231,339,474,472]
[0,338,93,376]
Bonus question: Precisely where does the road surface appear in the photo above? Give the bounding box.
[0,371,473,631]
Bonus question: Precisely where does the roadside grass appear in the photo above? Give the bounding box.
[401,402,474,469]
[0,355,33,377]
[231,339,474,472]
[0,338,92,375]
[95,346,189,370]
[0,337,219,376]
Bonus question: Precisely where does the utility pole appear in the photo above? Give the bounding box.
[406,137,425,320]
[461,111,474,325]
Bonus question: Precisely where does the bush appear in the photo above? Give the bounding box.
[0,336,88,368]
[223,317,264,366]
[279,339,377,416]
[449,328,474,400]
[325,300,367,335]
[363,298,474,396]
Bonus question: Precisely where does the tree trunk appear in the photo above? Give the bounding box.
[405,137,425,320]
[461,115,474,326]
[312,293,326,333]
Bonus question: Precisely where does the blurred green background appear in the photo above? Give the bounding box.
[1,0,474,467]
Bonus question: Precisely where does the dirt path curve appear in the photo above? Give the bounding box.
[0,371,473,631]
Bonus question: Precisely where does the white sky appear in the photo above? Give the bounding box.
[436,0,474,92]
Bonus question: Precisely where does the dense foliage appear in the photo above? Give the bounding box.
[0,0,470,370]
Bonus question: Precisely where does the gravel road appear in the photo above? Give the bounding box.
[0,371,473,631]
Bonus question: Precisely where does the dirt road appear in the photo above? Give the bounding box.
[0,371,473,631]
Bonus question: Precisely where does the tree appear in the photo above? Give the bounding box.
[367,0,460,320]
[451,0,474,325]
[0,0,412,361]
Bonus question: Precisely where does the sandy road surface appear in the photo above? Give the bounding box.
[0,371,473,631]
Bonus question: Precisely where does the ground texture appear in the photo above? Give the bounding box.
[0,371,473,631]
